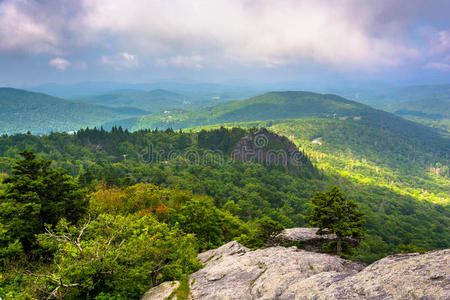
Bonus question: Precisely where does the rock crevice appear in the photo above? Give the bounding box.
[143,241,449,300]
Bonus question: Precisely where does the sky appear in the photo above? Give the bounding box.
[0,0,449,87]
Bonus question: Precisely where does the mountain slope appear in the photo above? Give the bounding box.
[77,89,187,112]
[0,88,147,135]
[106,90,450,203]
[385,98,450,118]
[384,98,450,132]
[111,91,448,149]
[128,91,372,128]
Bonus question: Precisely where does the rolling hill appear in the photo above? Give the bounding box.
[77,89,188,112]
[0,88,148,135]
[384,98,450,132]
[109,91,448,147]
[30,81,261,103]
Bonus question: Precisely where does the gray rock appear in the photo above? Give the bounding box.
[141,280,179,300]
[231,128,310,168]
[144,242,450,300]
[197,240,249,264]
[276,227,360,252]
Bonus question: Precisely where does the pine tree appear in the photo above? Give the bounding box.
[0,150,87,251]
[308,186,365,255]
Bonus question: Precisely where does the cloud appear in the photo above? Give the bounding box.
[425,62,450,72]
[0,0,60,54]
[430,29,450,55]
[0,0,87,55]
[156,55,204,69]
[49,58,71,70]
[101,52,139,70]
[0,0,448,73]
[82,0,424,70]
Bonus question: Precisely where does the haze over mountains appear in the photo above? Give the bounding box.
[2,82,450,137]
[0,88,147,135]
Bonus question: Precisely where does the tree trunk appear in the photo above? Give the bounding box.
[337,236,342,256]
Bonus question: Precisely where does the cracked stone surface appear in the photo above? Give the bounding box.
[275,227,360,252]
[143,241,450,300]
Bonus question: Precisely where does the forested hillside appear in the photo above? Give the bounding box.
[109,91,448,144]
[0,88,147,135]
[384,98,450,133]
[0,127,448,267]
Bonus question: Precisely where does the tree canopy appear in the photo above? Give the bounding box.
[308,186,365,255]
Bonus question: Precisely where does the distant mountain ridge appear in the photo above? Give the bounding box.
[0,88,147,135]
[385,98,450,119]
[109,91,447,142]
[383,98,450,132]
[108,91,373,130]
[77,89,186,112]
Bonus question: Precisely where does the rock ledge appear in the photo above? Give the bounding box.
[143,242,449,300]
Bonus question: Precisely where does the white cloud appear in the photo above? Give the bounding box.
[157,55,204,69]
[101,52,139,70]
[82,0,421,70]
[49,58,71,70]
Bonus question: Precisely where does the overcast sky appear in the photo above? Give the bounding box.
[1,0,449,87]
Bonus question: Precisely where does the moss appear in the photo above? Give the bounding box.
[172,276,190,300]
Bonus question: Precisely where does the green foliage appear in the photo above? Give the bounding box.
[0,150,87,256]
[383,98,450,133]
[308,187,365,255]
[0,126,448,264]
[173,196,246,250]
[116,91,377,130]
[173,275,191,300]
[237,216,284,249]
[35,214,202,299]
[398,244,427,254]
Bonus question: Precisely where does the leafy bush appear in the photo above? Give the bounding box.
[35,214,202,299]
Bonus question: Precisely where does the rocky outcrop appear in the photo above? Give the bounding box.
[276,227,360,252]
[143,242,450,300]
[141,281,179,300]
[231,128,310,167]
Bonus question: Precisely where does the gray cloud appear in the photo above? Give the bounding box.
[0,0,449,74]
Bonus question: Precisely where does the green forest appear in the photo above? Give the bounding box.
[0,126,448,298]
[0,90,449,299]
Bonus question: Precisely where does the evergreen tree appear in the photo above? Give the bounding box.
[308,186,365,255]
[0,150,87,251]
